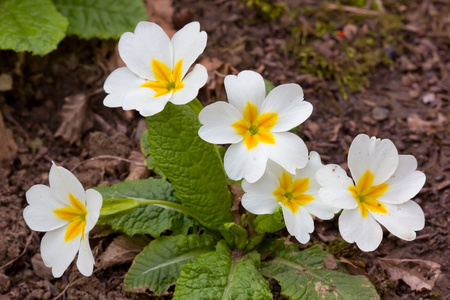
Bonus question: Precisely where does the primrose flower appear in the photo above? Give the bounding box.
[198,70,312,183]
[241,152,339,243]
[23,163,103,277]
[103,21,208,117]
[316,134,426,252]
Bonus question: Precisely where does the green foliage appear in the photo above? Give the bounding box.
[221,222,248,250]
[252,205,285,234]
[259,239,380,300]
[125,234,216,294]
[174,241,272,300]
[0,0,68,55]
[146,102,233,230]
[94,178,194,237]
[140,130,164,177]
[53,0,147,39]
[243,0,286,20]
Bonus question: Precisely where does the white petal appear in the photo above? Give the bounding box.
[316,164,357,209]
[169,64,208,105]
[85,189,103,232]
[379,155,426,204]
[77,237,95,276]
[262,84,312,132]
[198,102,243,144]
[293,151,323,192]
[40,226,81,278]
[371,201,424,241]
[224,142,267,183]
[282,206,314,244]
[103,67,146,108]
[261,132,308,174]
[49,163,86,207]
[339,209,383,252]
[348,134,398,186]
[241,173,280,214]
[171,22,207,78]
[224,71,266,112]
[303,198,339,220]
[123,89,171,117]
[119,22,173,79]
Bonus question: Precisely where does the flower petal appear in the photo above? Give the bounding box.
[371,201,424,241]
[316,164,358,209]
[122,89,171,117]
[224,71,266,112]
[169,64,208,105]
[198,102,243,144]
[23,185,68,232]
[171,22,207,78]
[241,172,280,214]
[224,142,267,183]
[339,208,383,252]
[348,134,398,186]
[303,198,339,220]
[85,189,103,232]
[119,22,173,80]
[49,163,86,207]
[261,132,308,174]
[282,205,314,244]
[261,84,312,132]
[379,155,426,204]
[77,236,95,276]
[293,151,322,191]
[40,226,81,278]
[103,67,146,108]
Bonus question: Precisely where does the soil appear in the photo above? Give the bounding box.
[0,0,449,299]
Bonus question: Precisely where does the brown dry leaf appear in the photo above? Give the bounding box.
[199,57,238,102]
[97,236,148,270]
[407,113,446,134]
[54,94,93,144]
[125,150,149,180]
[146,0,175,37]
[378,258,442,291]
[0,112,17,160]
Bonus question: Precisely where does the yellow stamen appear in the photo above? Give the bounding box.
[232,102,278,150]
[54,193,88,242]
[349,170,389,218]
[141,59,184,97]
[273,172,314,213]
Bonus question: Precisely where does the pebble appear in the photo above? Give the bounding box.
[372,107,390,121]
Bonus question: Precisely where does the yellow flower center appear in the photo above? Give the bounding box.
[54,193,88,242]
[273,172,314,213]
[141,59,184,97]
[348,170,389,218]
[232,102,278,150]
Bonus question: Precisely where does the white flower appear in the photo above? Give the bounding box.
[241,152,339,243]
[198,70,312,183]
[316,134,426,252]
[103,21,208,117]
[23,163,103,277]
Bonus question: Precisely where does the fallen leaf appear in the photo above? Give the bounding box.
[125,150,149,180]
[0,112,17,160]
[407,113,446,134]
[378,258,442,291]
[54,94,93,144]
[146,0,175,37]
[97,236,148,270]
[199,57,237,102]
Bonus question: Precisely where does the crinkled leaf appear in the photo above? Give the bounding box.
[221,222,248,250]
[94,178,194,237]
[260,239,380,300]
[252,205,285,234]
[140,130,164,177]
[174,241,272,300]
[0,0,68,55]
[54,0,147,39]
[125,234,216,294]
[146,102,233,230]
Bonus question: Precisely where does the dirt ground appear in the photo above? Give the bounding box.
[0,0,449,299]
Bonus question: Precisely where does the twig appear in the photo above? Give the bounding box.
[70,155,145,172]
[325,3,383,16]
[0,232,35,270]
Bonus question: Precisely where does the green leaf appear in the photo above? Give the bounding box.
[0,0,68,55]
[53,0,147,39]
[140,130,164,177]
[94,178,194,237]
[252,205,286,234]
[263,78,275,95]
[146,102,233,230]
[125,234,216,294]
[221,222,248,250]
[259,239,380,300]
[174,241,272,300]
